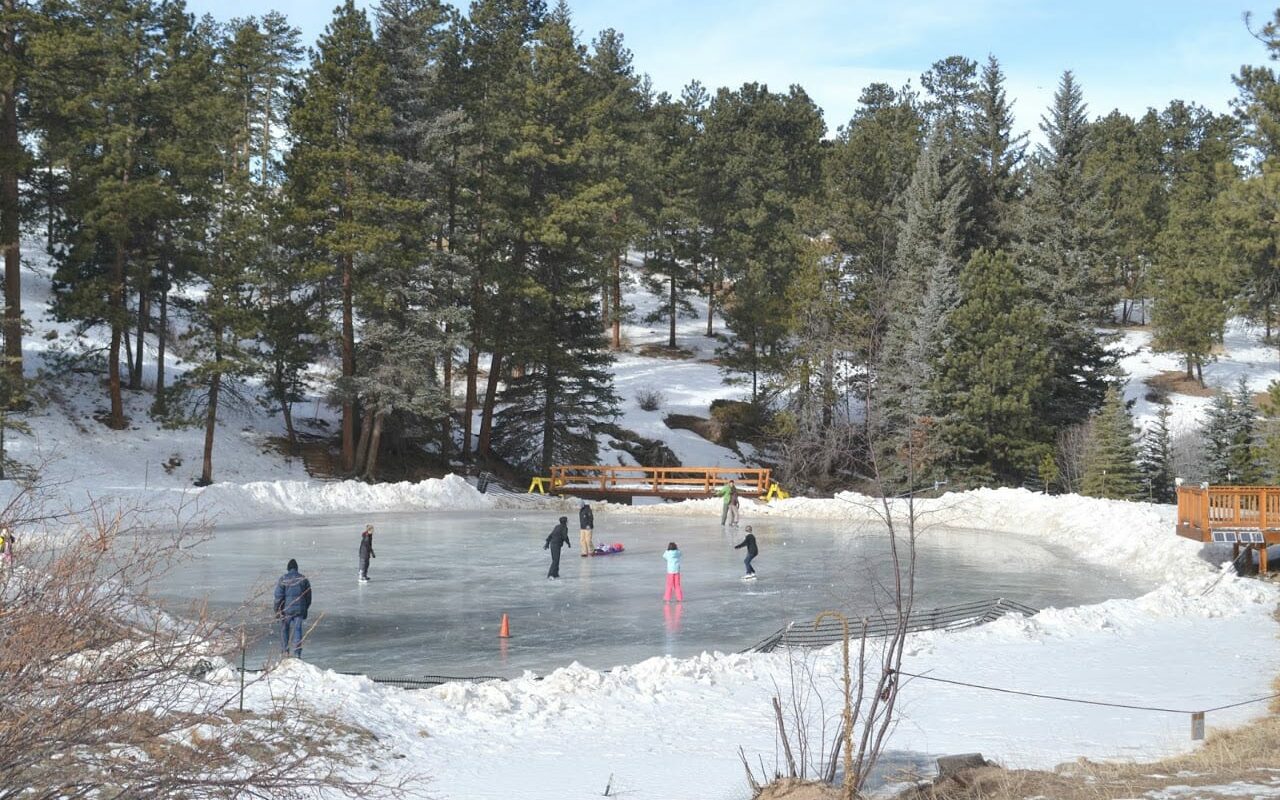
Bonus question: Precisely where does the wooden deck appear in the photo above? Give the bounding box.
[530,465,785,502]
[1176,484,1280,573]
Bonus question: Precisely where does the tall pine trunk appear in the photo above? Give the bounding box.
[441,329,452,458]
[540,366,556,477]
[199,327,223,486]
[463,346,478,458]
[362,411,385,481]
[668,275,677,348]
[0,4,19,385]
[477,351,502,457]
[130,282,148,389]
[705,261,716,337]
[277,361,297,451]
[108,241,127,429]
[340,250,355,472]
[353,407,375,477]
[153,257,168,415]
[611,249,622,349]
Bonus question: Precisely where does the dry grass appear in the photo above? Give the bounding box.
[754,778,841,799]
[1145,370,1216,398]
[636,342,696,360]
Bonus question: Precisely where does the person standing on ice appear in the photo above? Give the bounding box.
[734,526,758,579]
[273,558,312,658]
[663,542,684,602]
[727,483,741,527]
[358,524,376,582]
[578,502,594,557]
[544,517,571,579]
[0,526,14,565]
[718,480,736,526]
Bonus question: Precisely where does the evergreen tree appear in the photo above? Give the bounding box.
[698,81,825,401]
[285,0,404,473]
[969,55,1026,251]
[637,90,703,348]
[933,249,1055,485]
[1081,385,1142,500]
[459,0,545,458]
[1202,391,1235,484]
[1151,104,1238,384]
[1227,376,1261,483]
[1139,403,1176,503]
[1085,110,1164,325]
[1017,71,1113,429]
[491,2,618,474]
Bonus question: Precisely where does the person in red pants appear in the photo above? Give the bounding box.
[663,542,683,602]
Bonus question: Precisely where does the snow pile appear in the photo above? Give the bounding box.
[194,474,496,523]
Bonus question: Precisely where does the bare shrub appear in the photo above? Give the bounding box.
[0,480,418,799]
[1055,420,1092,494]
[635,387,665,412]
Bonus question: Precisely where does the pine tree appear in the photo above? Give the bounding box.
[1139,403,1176,503]
[1202,391,1236,484]
[1084,110,1164,325]
[285,0,404,473]
[698,82,825,401]
[1017,71,1114,429]
[491,2,619,474]
[969,55,1026,251]
[1081,386,1142,500]
[933,249,1055,485]
[1151,104,1238,384]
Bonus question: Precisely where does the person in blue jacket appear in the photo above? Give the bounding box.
[273,558,312,658]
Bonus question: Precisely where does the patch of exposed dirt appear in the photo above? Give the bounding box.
[665,413,727,445]
[1145,370,1215,398]
[754,779,840,800]
[636,343,696,360]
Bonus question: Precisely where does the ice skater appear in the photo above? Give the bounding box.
[578,502,594,557]
[0,526,14,566]
[273,558,312,658]
[728,484,741,527]
[663,541,684,602]
[718,480,737,526]
[734,525,758,579]
[358,524,376,582]
[545,516,571,579]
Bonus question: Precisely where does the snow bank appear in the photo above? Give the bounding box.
[194,474,496,523]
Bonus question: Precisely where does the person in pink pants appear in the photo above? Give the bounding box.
[663,542,683,602]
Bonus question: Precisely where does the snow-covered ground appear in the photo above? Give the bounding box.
[10,238,1280,797]
[202,489,1280,799]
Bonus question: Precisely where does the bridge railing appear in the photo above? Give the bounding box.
[548,465,772,496]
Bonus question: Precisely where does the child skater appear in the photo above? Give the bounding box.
[734,525,758,579]
[663,542,684,602]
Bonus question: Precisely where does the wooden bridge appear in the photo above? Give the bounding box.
[1176,484,1280,573]
[529,465,788,503]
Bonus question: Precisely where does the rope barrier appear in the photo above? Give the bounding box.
[890,669,1280,716]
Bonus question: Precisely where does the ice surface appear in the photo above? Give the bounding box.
[153,510,1151,677]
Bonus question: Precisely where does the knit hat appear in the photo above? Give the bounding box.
[287,558,298,571]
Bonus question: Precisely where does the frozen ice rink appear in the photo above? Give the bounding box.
[154,510,1150,676]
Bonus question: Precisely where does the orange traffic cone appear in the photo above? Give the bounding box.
[498,613,511,639]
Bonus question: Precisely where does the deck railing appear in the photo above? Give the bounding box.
[548,465,772,496]
[1176,484,1280,541]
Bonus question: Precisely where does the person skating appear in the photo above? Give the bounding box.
[663,542,684,602]
[728,483,741,527]
[358,524,376,582]
[734,525,758,579]
[273,558,312,658]
[0,526,14,566]
[578,502,594,557]
[545,516,571,579]
[718,480,736,526]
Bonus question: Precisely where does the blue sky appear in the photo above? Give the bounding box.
[187,0,1268,138]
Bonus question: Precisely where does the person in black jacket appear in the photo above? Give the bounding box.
[734,525,759,579]
[544,516,571,579]
[358,524,376,582]
[578,503,595,557]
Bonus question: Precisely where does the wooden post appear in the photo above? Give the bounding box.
[1261,544,1270,575]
